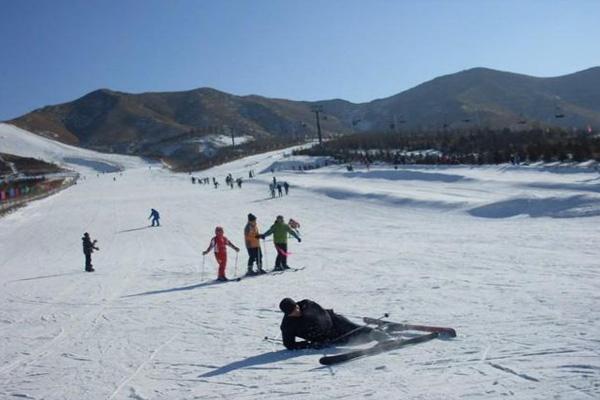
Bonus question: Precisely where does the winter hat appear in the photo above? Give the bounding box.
[279,297,297,315]
[248,213,256,221]
[276,215,284,222]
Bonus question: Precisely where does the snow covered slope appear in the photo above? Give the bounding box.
[0,123,147,172]
[1,137,599,399]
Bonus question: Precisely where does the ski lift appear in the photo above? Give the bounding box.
[555,106,565,119]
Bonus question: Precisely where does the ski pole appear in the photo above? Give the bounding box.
[201,254,206,281]
[234,251,239,278]
[263,336,282,343]
[262,239,268,268]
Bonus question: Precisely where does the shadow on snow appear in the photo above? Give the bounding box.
[342,170,472,183]
[311,187,465,211]
[122,280,222,297]
[116,226,154,234]
[9,271,82,283]
[199,349,316,377]
[468,195,600,218]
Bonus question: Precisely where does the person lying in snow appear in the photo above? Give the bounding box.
[278,298,389,350]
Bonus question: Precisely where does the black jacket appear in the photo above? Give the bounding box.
[82,236,98,254]
[280,299,334,350]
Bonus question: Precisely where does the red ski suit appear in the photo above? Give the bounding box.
[207,234,233,279]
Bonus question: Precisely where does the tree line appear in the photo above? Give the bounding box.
[294,128,600,165]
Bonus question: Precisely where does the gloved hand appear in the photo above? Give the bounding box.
[297,238,301,243]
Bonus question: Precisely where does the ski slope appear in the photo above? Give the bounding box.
[1,126,599,399]
[0,123,148,172]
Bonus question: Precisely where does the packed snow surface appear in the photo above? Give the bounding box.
[0,123,147,172]
[1,126,599,399]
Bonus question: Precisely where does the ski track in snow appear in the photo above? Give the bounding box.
[1,124,600,399]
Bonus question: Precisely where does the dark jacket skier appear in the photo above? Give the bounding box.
[82,232,99,272]
[149,208,160,226]
[279,298,383,350]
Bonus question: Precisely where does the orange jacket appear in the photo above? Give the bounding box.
[244,221,260,248]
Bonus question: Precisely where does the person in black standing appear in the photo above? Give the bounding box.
[82,232,99,272]
[278,298,388,350]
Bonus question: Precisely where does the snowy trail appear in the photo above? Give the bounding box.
[1,133,600,398]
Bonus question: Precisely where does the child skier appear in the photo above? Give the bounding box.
[202,226,240,281]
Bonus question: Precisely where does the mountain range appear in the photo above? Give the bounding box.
[6,67,600,165]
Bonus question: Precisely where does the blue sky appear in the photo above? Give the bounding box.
[1,0,599,120]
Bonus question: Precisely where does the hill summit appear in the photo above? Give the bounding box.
[7,67,600,166]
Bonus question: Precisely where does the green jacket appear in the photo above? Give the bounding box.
[263,221,300,244]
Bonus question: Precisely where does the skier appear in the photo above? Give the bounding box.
[202,226,240,281]
[277,183,283,197]
[288,218,300,237]
[283,181,289,195]
[148,208,160,227]
[278,298,388,350]
[244,213,265,275]
[82,232,99,272]
[260,215,301,271]
[269,183,276,198]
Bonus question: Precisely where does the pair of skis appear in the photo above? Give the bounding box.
[217,266,306,282]
[318,317,456,365]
